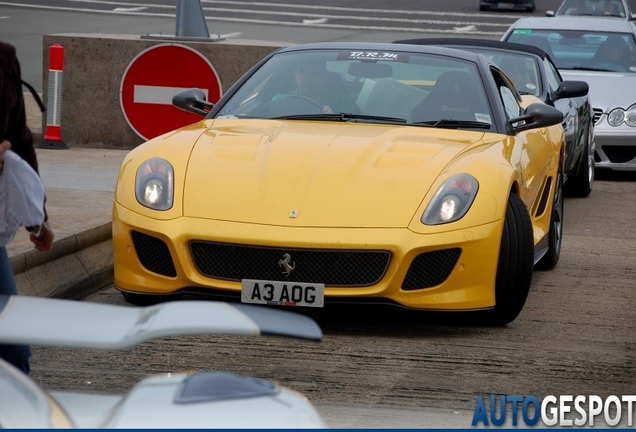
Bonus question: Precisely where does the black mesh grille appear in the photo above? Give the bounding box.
[190,242,391,287]
[131,231,177,277]
[603,146,636,164]
[402,248,461,290]
[592,108,603,125]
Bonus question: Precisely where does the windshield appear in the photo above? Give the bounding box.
[558,0,627,17]
[460,48,542,96]
[214,49,494,129]
[507,29,636,73]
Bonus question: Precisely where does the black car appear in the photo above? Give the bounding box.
[394,38,594,198]
[480,0,535,12]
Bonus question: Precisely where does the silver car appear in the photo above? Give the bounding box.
[546,0,636,20]
[502,17,636,171]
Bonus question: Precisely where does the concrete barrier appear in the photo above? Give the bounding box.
[41,34,290,149]
[11,222,113,300]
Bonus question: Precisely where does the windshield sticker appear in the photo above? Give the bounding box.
[475,113,492,124]
[337,51,410,63]
[525,82,537,90]
[513,29,533,35]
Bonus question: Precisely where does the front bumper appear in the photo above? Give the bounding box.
[113,202,504,311]
[591,120,636,170]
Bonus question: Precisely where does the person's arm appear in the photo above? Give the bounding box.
[29,222,54,252]
[0,43,53,251]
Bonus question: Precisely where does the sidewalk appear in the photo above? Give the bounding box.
[8,92,129,299]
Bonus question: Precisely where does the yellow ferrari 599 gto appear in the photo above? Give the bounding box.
[113,42,572,324]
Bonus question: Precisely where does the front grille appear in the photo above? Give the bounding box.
[603,145,636,164]
[594,150,601,163]
[592,108,603,125]
[402,248,461,291]
[131,231,177,277]
[190,242,391,287]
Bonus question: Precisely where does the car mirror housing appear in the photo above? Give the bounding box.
[509,103,563,133]
[553,80,589,101]
[172,88,214,117]
[545,10,555,16]
[631,13,636,20]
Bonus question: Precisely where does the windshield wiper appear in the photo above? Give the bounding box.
[560,66,616,72]
[271,113,407,123]
[411,119,492,129]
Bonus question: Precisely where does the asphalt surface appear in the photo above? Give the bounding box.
[0,0,605,92]
[2,0,636,428]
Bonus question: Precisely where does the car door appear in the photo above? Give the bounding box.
[493,67,553,210]
[543,57,581,178]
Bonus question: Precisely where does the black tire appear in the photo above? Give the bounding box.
[120,290,183,306]
[565,126,594,198]
[536,166,564,270]
[479,5,487,11]
[487,193,534,325]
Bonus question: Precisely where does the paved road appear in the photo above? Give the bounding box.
[2,0,635,427]
[28,171,636,428]
[0,0,589,91]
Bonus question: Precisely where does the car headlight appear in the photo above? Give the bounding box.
[608,108,625,127]
[422,173,479,225]
[625,104,636,127]
[135,158,174,210]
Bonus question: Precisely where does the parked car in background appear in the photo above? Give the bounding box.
[0,295,325,429]
[114,42,567,325]
[503,17,636,170]
[480,0,536,12]
[546,0,636,20]
[394,38,594,197]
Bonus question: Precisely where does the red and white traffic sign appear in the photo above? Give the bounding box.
[120,43,222,141]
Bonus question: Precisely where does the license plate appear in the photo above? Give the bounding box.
[498,2,515,7]
[241,280,325,308]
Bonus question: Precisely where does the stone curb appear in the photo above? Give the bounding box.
[11,222,114,300]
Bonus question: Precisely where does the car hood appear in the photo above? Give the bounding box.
[183,120,486,228]
[560,70,636,111]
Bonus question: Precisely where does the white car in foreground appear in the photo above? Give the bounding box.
[0,295,326,428]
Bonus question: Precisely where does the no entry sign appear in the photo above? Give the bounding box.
[120,43,222,141]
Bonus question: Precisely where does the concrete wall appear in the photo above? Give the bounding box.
[41,34,290,149]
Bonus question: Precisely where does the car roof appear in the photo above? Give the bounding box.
[274,42,485,63]
[508,16,636,33]
[393,38,549,59]
[555,0,632,14]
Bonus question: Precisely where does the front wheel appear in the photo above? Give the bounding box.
[486,193,534,325]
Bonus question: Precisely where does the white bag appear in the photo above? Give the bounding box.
[0,150,46,247]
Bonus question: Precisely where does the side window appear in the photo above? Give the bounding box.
[543,58,562,92]
[491,67,522,120]
[501,87,521,119]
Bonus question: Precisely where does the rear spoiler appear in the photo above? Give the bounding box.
[0,295,322,349]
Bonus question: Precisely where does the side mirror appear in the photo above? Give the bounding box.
[545,10,555,16]
[172,88,214,116]
[509,103,563,133]
[631,13,636,20]
[553,80,589,101]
